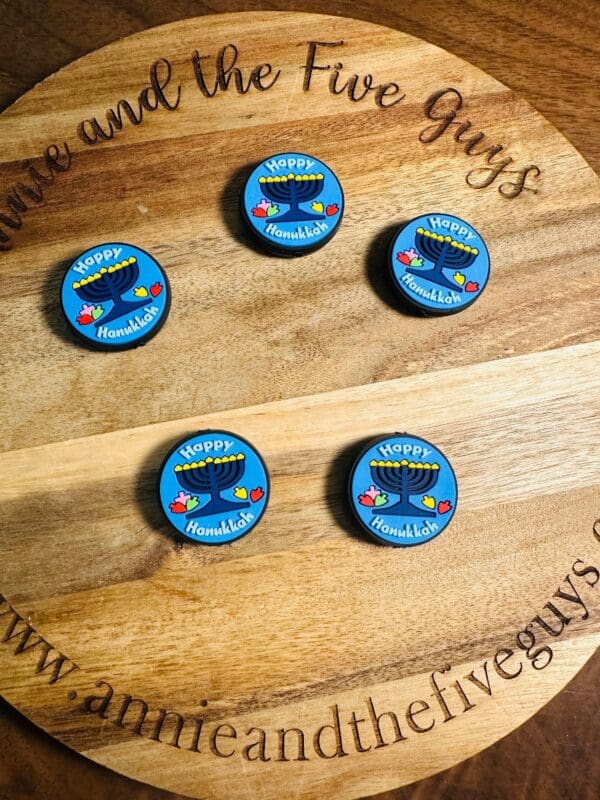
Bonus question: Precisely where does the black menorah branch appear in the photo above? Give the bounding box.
[408,229,478,291]
[73,259,148,326]
[259,174,325,222]
[370,461,440,518]
[175,457,250,518]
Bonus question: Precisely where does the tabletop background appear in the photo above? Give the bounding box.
[0,1,598,798]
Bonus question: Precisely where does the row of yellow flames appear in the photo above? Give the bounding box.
[258,173,324,183]
[72,257,137,289]
[369,460,440,470]
[416,228,479,255]
[174,454,245,472]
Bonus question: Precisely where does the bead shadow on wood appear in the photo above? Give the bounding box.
[325,436,387,544]
[43,254,92,350]
[365,222,428,318]
[219,160,265,255]
[134,433,194,550]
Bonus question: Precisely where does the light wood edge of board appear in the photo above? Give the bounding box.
[1,340,598,487]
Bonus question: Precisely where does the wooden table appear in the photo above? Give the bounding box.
[0,2,598,799]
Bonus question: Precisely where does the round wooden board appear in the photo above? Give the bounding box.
[0,11,599,800]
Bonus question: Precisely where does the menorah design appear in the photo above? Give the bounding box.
[174,455,250,518]
[408,228,478,291]
[369,459,440,518]
[258,173,325,222]
[72,257,148,326]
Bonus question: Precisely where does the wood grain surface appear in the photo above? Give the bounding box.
[0,4,599,800]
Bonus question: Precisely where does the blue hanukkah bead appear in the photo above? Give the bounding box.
[60,243,171,349]
[241,152,344,256]
[348,433,458,546]
[159,430,270,544]
[389,213,490,315]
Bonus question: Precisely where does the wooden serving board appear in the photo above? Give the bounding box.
[0,11,599,800]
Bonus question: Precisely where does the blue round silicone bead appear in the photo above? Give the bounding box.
[60,243,170,350]
[389,213,490,315]
[159,430,270,545]
[348,433,458,546]
[241,151,344,256]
